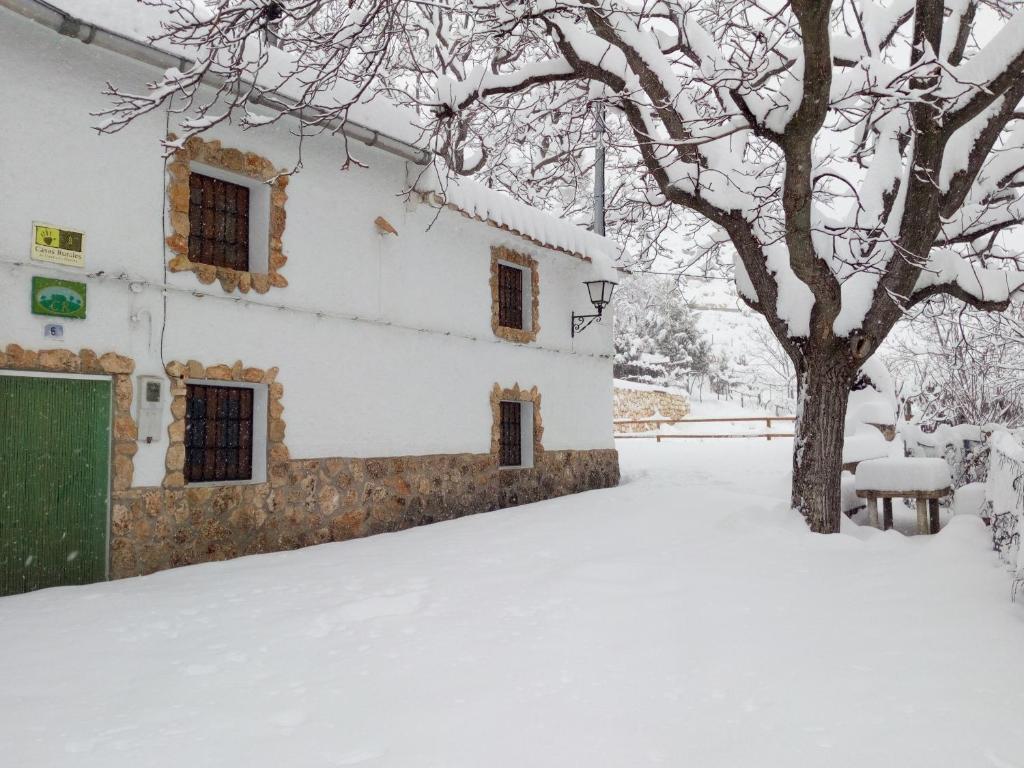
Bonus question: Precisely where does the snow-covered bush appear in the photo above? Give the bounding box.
[952,482,988,520]
[988,432,1024,594]
[903,423,992,495]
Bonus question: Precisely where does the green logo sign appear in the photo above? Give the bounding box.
[31,276,87,319]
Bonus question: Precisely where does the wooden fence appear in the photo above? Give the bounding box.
[614,415,796,441]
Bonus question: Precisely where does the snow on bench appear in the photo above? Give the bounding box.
[854,458,953,534]
[841,430,890,471]
[854,458,952,494]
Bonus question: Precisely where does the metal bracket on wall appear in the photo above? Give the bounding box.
[571,311,603,338]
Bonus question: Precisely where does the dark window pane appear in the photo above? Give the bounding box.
[499,400,522,467]
[187,172,251,271]
[498,264,524,329]
[184,383,256,483]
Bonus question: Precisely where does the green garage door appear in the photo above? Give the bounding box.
[0,374,111,596]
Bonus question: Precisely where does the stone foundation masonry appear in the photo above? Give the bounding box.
[109,365,618,578]
[110,448,619,578]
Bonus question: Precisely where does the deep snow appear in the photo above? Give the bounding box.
[1,440,1023,767]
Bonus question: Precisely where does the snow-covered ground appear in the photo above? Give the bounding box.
[2,440,1023,767]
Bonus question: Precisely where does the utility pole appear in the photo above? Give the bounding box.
[593,103,606,237]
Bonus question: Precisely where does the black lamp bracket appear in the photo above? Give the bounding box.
[571,310,604,338]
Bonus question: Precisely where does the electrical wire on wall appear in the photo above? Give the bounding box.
[158,95,173,371]
[0,257,612,361]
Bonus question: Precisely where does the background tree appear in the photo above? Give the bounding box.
[886,297,1024,428]
[102,0,1024,532]
[613,274,713,386]
[735,321,798,407]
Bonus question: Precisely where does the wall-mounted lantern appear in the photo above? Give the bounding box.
[571,279,618,337]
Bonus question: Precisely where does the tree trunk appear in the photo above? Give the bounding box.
[792,353,854,533]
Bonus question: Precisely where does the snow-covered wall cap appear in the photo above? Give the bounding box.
[613,379,691,397]
[12,0,426,152]
[412,167,621,275]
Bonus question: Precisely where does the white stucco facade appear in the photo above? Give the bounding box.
[0,6,616,489]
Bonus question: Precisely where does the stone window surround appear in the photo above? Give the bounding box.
[0,345,138,491]
[162,360,288,490]
[490,246,540,343]
[165,134,289,295]
[490,383,543,469]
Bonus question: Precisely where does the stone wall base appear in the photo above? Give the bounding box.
[613,385,690,433]
[110,448,619,578]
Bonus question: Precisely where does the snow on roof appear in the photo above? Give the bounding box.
[855,458,953,493]
[24,0,620,270]
[413,170,621,272]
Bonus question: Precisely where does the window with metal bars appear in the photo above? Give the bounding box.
[184,384,254,483]
[497,263,524,329]
[188,172,251,271]
[499,400,523,467]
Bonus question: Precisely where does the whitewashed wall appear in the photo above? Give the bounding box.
[0,10,615,487]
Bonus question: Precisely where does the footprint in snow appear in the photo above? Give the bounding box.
[306,593,424,637]
[270,709,307,728]
[330,748,386,765]
[184,664,218,676]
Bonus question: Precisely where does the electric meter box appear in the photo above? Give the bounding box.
[136,375,165,443]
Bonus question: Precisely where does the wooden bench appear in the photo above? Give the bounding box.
[853,458,953,535]
[854,488,951,533]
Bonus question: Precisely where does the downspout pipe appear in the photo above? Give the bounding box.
[0,0,432,166]
[593,103,606,237]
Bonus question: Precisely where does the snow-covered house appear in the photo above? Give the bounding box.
[0,1,620,594]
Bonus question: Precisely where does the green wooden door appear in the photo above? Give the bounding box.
[0,375,111,596]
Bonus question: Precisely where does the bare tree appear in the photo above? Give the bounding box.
[100,0,1024,532]
[742,321,797,404]
[887,297,1024,428]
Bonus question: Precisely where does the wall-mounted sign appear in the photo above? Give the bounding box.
[43,323,64,339]
[31,222,85,267]
[31,276,87,319]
